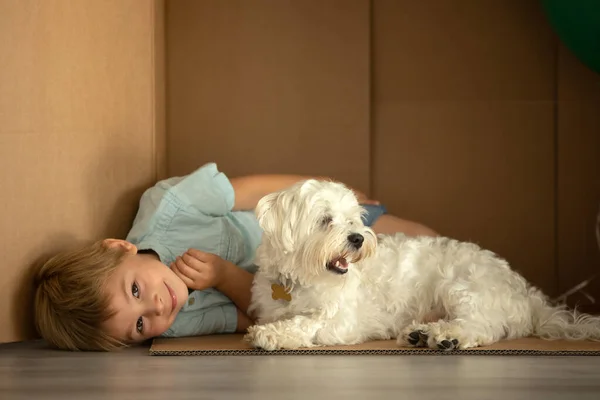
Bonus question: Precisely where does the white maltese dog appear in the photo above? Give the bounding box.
[244,180,600,351]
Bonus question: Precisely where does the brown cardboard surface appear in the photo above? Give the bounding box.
[373,0,556,103]
[556,43,600,309]
[165,0,371,193]
[153,0,167,181]
[150,334,600,356]
[3,0,600,347]
[373,102,556,293]
[371,0,558,296]
[0,0,162,343]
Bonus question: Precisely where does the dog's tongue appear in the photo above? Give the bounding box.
[335,257,348,269]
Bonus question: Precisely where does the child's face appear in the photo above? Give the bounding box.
[101,240,189,345]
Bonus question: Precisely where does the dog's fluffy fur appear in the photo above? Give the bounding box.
[244,179,600,351]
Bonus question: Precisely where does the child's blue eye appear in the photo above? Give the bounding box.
[136,317,144,334]
[132,282,140,298]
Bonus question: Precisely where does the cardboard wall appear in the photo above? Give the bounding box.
[0,0,164,344]
[371,0,557,293]
[166,0,371,192]
[557,43,600,308]
[1,0,598,344]
[166,0,600,307]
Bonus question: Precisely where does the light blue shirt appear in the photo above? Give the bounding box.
[125,163,263,338]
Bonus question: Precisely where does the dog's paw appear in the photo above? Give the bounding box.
[399,329,429,347]
[398,323,430,348]
[435,338,460,350]
[244,325,282,351]
[243,326,256,345]
[244,323,315,351]
[400,322,463,351]
[243,326,258,344]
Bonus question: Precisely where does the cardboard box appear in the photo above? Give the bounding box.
[1,0,599,345]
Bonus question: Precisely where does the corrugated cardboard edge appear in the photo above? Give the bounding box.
[149,348,600,356]
[150,334,600,356]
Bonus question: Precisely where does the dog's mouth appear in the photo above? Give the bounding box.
[326,256,348,275]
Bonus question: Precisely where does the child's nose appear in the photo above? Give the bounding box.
[152,293,165,316]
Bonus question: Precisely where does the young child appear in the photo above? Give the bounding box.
[33,163,438,351]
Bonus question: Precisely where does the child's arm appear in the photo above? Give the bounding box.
[229,174,379,211]
[235,308,253,332]
[214,258,254,317]
[170,249,255,318]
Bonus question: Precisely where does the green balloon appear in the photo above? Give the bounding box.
[541,0,600,74]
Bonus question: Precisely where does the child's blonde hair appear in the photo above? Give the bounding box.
[33,240,128,351]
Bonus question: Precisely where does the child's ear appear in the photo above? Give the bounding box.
[103,239,137,254]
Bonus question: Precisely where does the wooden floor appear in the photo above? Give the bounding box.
[2,340,600,400]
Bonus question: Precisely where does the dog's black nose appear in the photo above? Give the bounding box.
[347,233,364,249]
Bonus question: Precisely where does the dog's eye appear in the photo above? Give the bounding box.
[321,216,333,226]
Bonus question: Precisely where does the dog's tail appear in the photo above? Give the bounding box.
[529,288,600,341]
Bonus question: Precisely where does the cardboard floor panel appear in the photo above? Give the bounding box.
[150,334,600,356]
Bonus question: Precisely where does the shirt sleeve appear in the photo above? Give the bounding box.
[160,302,238,338]
[159,288,239,338]
[166,162,235,216]
[125,162,235,260]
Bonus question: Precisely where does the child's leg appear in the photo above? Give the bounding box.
[372,214,438,237]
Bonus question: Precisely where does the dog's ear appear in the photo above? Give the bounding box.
[298,179,319,195]
[255,192,278,233]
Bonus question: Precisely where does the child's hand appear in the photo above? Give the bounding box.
[170,249,226,291]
